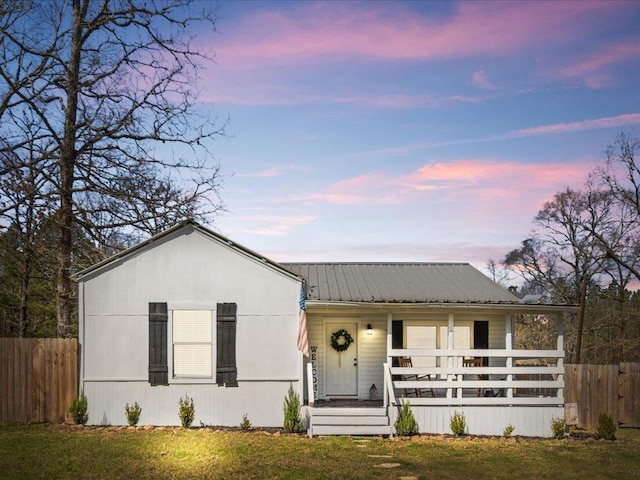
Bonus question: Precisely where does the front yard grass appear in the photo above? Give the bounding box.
[1,424,639,479]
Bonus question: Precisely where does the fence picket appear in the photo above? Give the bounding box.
[0,338,77,423]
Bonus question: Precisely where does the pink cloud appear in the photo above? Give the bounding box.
[216,1,623,63]
[551,41,640,88]
[238,165,310,178]
[222,213,317,236]
[296,158,589,208]
[351,113,640,160]
[506,113,640,138]
[470,70,496,90]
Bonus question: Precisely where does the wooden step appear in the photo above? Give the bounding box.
[311,407,387,417]
[309,407,392,436]
[313,415,389,425]
[311,424,392,436]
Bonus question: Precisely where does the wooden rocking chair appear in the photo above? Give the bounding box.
[398,357,434,398]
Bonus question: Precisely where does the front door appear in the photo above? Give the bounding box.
[325,321,358,397]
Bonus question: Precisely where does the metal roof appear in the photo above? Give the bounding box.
[281,262,520,304]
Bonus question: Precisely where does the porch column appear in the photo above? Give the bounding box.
[448,313,455,399]
[386,312,393,365]
[557,314,564,400]
[385,312,393,407]
[505,314,513,399]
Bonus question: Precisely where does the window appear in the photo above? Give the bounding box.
[173,310,212,378]
[406,325,437,368]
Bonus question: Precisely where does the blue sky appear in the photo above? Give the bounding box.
[193,0,640,272]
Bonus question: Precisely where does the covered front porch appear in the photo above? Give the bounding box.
[303,305,572,437]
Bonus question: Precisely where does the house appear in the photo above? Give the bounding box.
[76,220,304,428]
[76,221,576,437]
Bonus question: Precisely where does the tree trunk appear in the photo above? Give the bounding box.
[19,236,33,338]
[56,0,82,338]
[574,277,588,364]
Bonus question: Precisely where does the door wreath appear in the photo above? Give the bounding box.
[330,328,354,352]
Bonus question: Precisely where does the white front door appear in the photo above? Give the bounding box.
[325,321,358,397]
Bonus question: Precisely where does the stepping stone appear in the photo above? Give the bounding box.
[373,463,401,469]
[368,455,393,458]
[398,477,418,480]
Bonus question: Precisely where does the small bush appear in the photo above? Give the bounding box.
[595,412,616,440]
[551,416,566,439]
[395,400,419,436]
[240,413,252,430]
[450,411,467,436]
[283,383,304,433]
[178,394,195,428]
[503,423,515,437]
[124,401,142,426]
[69,391,89,425]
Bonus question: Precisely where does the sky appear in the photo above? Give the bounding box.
[192,0,640,274]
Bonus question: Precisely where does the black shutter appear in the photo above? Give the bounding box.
[149,302,168,385]
[391,320,403,367]
[216,302,237,387]
[474,320,489,367]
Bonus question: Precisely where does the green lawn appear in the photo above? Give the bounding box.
[1,424,639,480]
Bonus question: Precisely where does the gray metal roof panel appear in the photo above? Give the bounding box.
[281,262,520,304]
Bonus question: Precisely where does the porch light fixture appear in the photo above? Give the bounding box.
[366,323,373,335]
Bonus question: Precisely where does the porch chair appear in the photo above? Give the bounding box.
[462,357,483,396]
[397,357,435,398]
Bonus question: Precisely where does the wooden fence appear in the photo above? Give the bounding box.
[0,338,78,423]
[564,363,640,430]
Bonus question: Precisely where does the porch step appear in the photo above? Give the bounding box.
[309,407,392,437]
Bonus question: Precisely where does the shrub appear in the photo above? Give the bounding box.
[450,411,467,436]
[178,394,195,428]
[240,413,252,430]
[69,391,89,425]
[503,423,515,438]
[551,416,566,439]
[125,401,142,426]
[595,412,616,440]
[283,383,304,433]
[395,400,419,436]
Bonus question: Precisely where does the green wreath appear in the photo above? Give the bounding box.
[330,328,354,352]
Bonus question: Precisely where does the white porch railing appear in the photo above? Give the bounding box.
[388,348,564,406]
[306,362,314,406]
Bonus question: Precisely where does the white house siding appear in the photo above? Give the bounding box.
[357,315,387,401]
[79,226,302,426]
[409,405,564,438]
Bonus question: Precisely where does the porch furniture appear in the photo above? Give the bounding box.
[462,357,483,396]
[398,357,434,398]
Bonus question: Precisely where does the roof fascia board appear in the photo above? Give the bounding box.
[306,301,578,314]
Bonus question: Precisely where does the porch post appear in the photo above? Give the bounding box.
[505,314,513,399]
[448,313,455,399]
[385,312,393,408]
[556,314,564,400]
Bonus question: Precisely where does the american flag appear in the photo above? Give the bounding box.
[297,281,309,357]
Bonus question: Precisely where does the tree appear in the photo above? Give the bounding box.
[0,1,224,337]
[504,188,609,363]
[590,132,640,282]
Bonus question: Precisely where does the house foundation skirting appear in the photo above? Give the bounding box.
[402,405,564,438]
